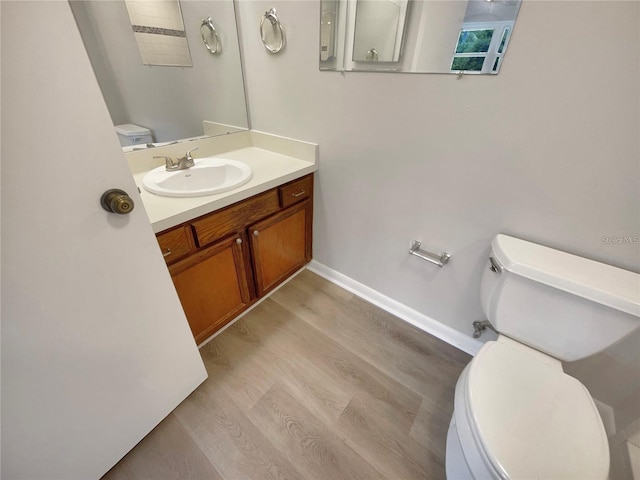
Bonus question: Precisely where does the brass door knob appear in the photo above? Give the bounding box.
[101,189,135,215]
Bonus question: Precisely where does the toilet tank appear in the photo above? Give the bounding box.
[480,235,640,362]
[115,124,154,147]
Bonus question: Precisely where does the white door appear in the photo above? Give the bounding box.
[1,2,207,478]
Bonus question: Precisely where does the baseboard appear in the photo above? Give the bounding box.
[307,260,483,356]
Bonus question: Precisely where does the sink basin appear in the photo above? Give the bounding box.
[142,157,252,197]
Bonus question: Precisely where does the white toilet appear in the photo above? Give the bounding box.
[114,123,154,147]
[446,234,640,479]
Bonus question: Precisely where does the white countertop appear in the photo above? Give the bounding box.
[130,132,317,233]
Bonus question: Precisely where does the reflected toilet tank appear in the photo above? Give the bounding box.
[115,124,154,147]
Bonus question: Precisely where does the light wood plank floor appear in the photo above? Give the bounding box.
[102,269,471,480]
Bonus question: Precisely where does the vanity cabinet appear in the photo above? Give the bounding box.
[156,225,194,264]
[250,200,312,297]
[155,174,313,343]
[169,236,251,343]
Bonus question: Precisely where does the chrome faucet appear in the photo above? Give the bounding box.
[154,147,199,172]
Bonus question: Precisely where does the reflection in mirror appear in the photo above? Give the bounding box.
[70,0,249,149]
[125,1,192,67]
[200,17,221,54]
[352,0,408,62]
[320,0,522,74]
[320,1,340,62]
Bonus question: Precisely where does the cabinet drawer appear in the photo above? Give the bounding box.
[157,226,192,265]
[279,175,311,209]
[192,189,280,248]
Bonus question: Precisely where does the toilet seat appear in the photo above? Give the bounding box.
[454,337,610,479]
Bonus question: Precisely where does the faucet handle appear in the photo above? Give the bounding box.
[154,155,177,170]
[186,147,199,161]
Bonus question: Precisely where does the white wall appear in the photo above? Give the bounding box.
[236,0,639,338]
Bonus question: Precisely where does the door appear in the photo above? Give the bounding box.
[1,3,207,479]
[170,235,252,344]
[249,201,313,296]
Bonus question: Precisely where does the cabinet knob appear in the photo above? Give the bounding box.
[236,238,243,245]
[163,248,172,257]
[100,189,134,215]
[253,230,259,236]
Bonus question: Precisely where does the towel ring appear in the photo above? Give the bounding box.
[366,48,379,61]
[260,8,284,53]
[200,17,220,54]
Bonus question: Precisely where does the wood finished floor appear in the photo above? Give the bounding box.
[102,269,472,480]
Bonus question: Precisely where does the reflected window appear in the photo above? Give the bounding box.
[451,22,513,74]
[498,28,510,53]
[452,56,485,72]
[455,29,494,54]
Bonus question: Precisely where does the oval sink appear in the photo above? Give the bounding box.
[142,157,252,197]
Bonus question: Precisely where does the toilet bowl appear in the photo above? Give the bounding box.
[447,336,610,479]
[446,234,640,479]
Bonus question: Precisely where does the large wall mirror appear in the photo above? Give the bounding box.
[320,0,522,74]
[70,0,249,148]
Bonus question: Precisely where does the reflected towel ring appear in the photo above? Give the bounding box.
[200,17,220,54]
[260,8,284,53]
[366,48,379,61]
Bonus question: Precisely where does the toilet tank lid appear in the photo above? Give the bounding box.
[492,234,640,317]
[115,124,151,136]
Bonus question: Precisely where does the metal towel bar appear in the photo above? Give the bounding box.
[409,241,451,267]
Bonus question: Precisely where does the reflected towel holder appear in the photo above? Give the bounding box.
[201,17,220,54]
[260,8,285,53]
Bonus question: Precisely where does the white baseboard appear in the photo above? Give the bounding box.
[307,260,483,356]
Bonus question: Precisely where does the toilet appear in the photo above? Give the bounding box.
[446,234,640,479]
[114,123,154,147]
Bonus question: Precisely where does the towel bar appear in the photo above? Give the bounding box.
[409,241,451,267]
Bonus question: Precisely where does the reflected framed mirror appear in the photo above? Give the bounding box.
[70,0,249,149]
[320,0,522,74]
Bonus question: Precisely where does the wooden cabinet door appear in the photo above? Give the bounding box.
[169,234,251,344]
[249,200,312,297]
